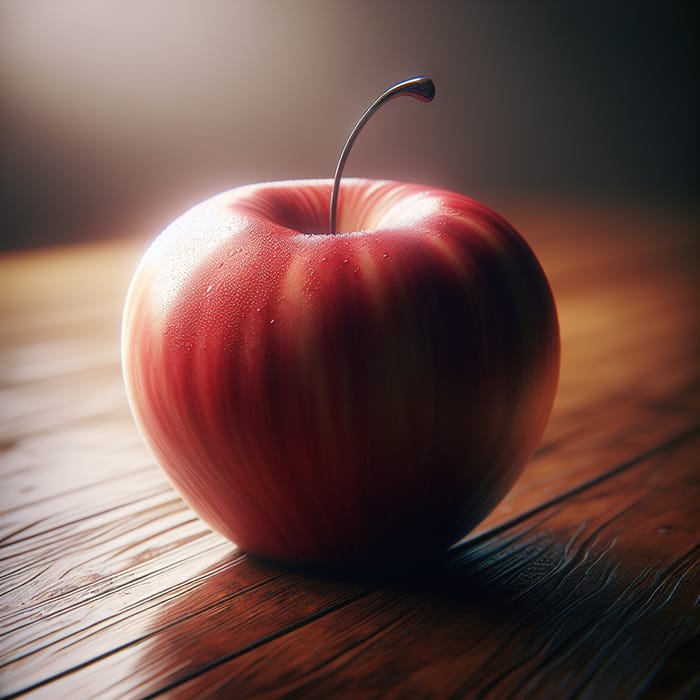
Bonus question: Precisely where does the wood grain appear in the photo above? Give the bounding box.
[1,202,698,698]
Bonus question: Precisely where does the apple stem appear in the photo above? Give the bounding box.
[329,76,435,235]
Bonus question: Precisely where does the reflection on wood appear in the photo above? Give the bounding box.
[1,202,698,698]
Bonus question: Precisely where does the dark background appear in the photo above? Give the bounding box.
[0,1,696,250]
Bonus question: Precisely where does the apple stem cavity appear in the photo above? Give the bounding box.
[329,75,436,235]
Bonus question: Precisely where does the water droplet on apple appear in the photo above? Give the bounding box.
[343,258,349,264]
[270,319,275,324]
[206,284,213,294]
[382,252,389,258]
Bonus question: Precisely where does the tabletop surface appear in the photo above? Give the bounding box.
[1,202,698,699]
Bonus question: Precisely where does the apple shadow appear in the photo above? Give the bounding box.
[128,518,698,699]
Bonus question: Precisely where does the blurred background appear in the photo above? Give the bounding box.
[0,0,696,250]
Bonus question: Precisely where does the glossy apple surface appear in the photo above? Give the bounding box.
[122,178,559,568]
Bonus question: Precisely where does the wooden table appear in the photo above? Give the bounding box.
[1,202,698,699]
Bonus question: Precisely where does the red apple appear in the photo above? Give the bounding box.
[122,176,559,568]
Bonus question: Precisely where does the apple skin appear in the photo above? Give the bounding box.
[122,178,559,569]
